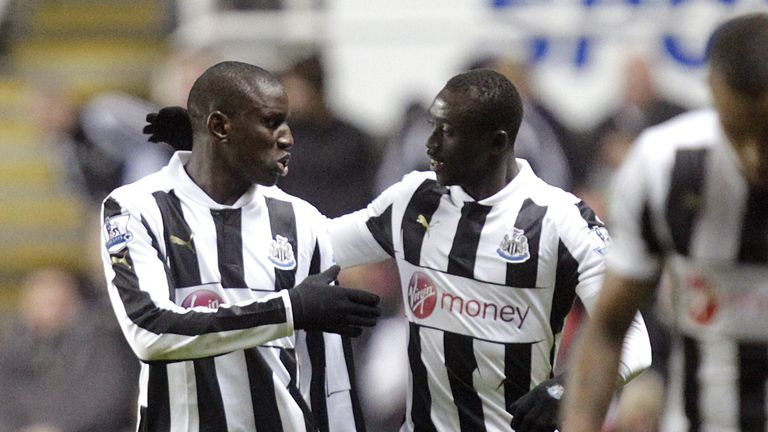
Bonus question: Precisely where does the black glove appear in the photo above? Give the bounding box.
[509,375,564,432]
[143,106,193,151]
[289,265,381,337]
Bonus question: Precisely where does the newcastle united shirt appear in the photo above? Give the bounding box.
[330,159,650,431]
[608,109,768,431]
[101,152,364,432]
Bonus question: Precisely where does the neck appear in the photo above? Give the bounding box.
[463,157,519,201]
[185,146,250,205]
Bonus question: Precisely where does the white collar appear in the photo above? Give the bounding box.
[166,151,262,210]
[447,159,538,207]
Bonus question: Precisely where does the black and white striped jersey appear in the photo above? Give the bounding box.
[100,152,365,432]
[330,159,651,431]
[608,109,768,432]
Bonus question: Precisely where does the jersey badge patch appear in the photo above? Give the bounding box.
[104,214,134,254]
[588,226,611,256]
[269,235,296,270]
[496,227,530,263]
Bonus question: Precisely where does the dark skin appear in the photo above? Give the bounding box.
[426,87,518,200]
[428,86,564,432]
[185,80,294,205]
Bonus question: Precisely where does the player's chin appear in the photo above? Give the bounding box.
[434,171,453,186]
[256,174,280,187]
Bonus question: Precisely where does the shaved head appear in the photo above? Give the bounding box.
[187,61,283,131]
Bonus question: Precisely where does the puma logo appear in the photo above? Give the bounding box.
[170,234,195,253]
[416,215,438,234]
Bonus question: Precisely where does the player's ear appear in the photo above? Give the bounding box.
[207,111,231,141]
[490,130,510,155]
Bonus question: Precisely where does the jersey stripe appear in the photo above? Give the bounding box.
[308,331,327,431]
[408,323,437,431]
[306,241,329,431]
[403,179,445,266]
[640,201,662,255]
[153,190,202,288]
[265,197,298,291]
[444,332,486,431]
[666,149,708,255]
[142,215,176,302]
[507,199,547,288]
[447,203,491,279]
[735,189,768,430]
[280,348,316,430]
[738,188,768,263]
[244,348,285,431]
[212,209,246,288]
[144,364,171,431]
[504,343,532,415]
[550,241,579,335]
[737,342,768,430]
[366,204,394,256]
[683,336,701,432]
[342,337,367,431]
[194,358,228,430]
[576,200,604,227]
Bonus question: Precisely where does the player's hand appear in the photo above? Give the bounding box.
[509,376,564,432]
[289,265,381,337]
[143,106,193,151]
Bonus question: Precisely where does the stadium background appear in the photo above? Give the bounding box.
[0,1,763,431]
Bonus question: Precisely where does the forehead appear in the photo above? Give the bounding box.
[245,80,289,112]
[429,88,468,121]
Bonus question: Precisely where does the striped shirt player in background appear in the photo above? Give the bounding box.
[563,13,768,432]
[101,61,380,432]
[329,69,652,431]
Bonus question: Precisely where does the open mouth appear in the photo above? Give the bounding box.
[277,154,291,175]
[430,159,445,172]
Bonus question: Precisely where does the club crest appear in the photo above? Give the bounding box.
[496,227,530,263]
[104,214,133,254]
[269,235,296,270]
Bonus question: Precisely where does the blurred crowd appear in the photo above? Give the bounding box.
[0,5,695,431]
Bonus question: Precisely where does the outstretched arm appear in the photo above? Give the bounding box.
[561,271,657,432]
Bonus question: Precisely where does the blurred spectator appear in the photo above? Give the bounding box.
[0,267,139,432]
[375,100,432,194]
[277,52,380,218]
[218,0,283,9]
[584,54,689,203]
[490,56,573,191]
[29,86,173,203]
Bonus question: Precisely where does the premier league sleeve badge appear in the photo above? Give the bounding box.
[104,214,134,254]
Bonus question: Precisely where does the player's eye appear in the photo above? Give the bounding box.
[441,124,454,137]
[265,115,285,130]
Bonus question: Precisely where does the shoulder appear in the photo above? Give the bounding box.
[633,109,719,160]
[380,170,440,199]
[401,170,437,187]
[261,186,324,219]
[105,168,173,209]
[520,177,601,231]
